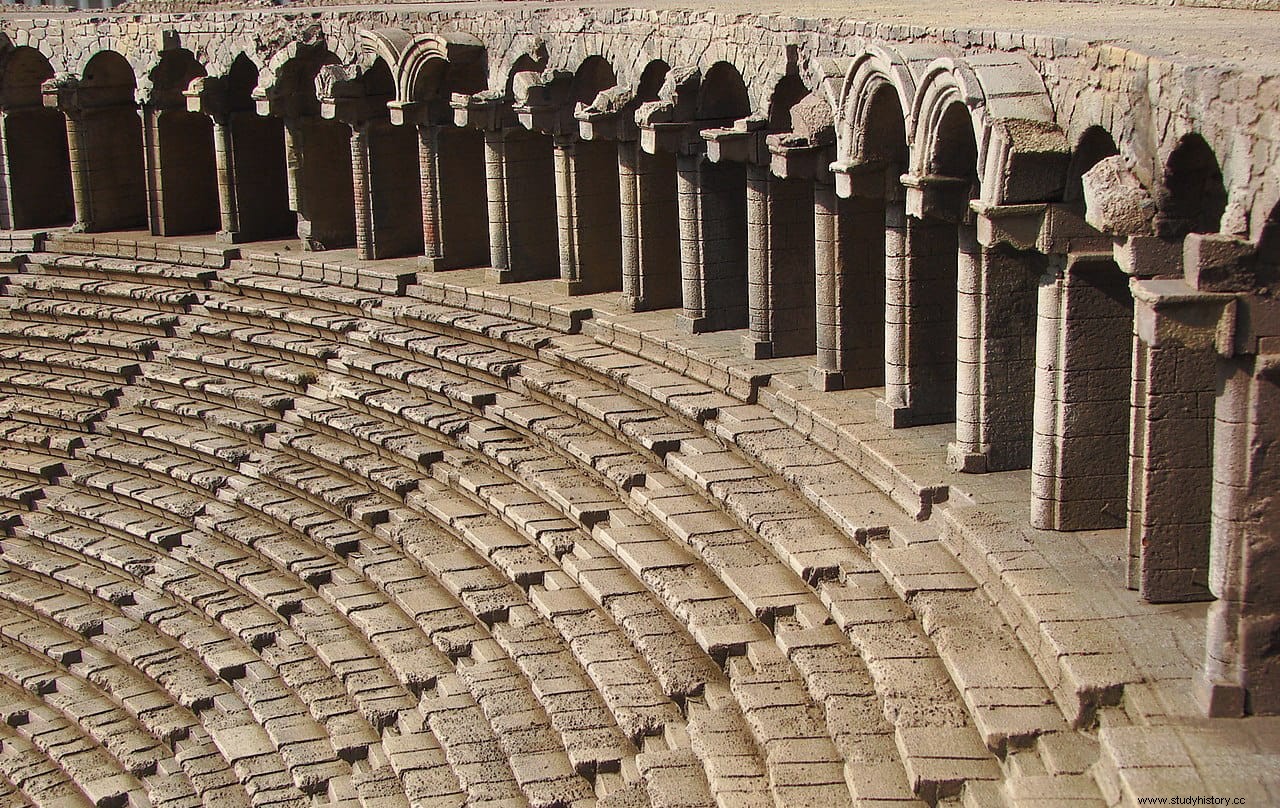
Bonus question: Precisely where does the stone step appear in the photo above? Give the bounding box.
[0,319,158,360]
[24,252,217,289]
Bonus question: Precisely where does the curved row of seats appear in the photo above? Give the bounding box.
[0,247,1105,808]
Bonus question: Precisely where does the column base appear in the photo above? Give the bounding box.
[216,230,245,245]
[418,254,446,271]
[809,366,846,392]
[946,443,989,474]
[876,399,954,429]
[554,277,622,297]
[618,294,645,313]
[675,313,711,334]
[1196,674,1247,718]
[743,338,773,360]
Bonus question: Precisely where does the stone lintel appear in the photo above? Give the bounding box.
[184,75,227,117]
[1131,278,1237,354]
[450,93,506,131]
[513,102,560,134]
[576,108,633,142]
[902,173,970,223]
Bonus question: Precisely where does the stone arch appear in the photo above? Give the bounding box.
[213,52,293,242]
[911,55,1067,206]
[837,47,917,170]
[1156,132,1228,240]
[0,44,73,229]
[146,48,218,237]
[73,49,147,231]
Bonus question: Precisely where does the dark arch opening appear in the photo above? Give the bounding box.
[222,53,292,242]
[149,49,218,236]
[571,55,616,107]
[0,46,73,228]
[635,60,669,105]
[1158,133,1227,239]
[836,83,909,389]
[697,61,750,123]
[1064,126,1119,213]
[361,57,422,259]
[275,46,354,250]
[411,52,487,269]
[766,71,808,132]
[565,55,622,294]
[78,50,146,231]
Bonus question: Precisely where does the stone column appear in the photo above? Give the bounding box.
[619,140,642,308]
[62,112,92,232]
[209,113,241,243]
[417,123,443,269]
[1200,353,1280,716]
[282,117,305,231]
[675,152,705,331]
[947,223,1044,473]
[139,105,163,236]
[1031,255,1133,531]
[619,141,681,312]
[1127,279,1234,603]
[878,187,959,428]
[745,163,771,357]
[483,127,510,275]
[552,134,581,293]
[812,177,842,388]
[349,123,373,261]
[879,179,909,416]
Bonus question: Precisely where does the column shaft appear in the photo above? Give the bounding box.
[418,124,442,267]
[483,129,510,273]
[350,124,373,261]
[212,115,240,242]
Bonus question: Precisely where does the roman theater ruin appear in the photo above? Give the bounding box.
[0,0,1276,805]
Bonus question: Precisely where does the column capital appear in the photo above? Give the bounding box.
[41,72,83,116]
[702,117,767,164]
[451,91,512,131]
[1131,278,1237,354]
[901,172,970,223]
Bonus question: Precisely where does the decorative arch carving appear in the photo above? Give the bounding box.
[910,54,1069,205]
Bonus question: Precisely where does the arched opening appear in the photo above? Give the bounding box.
[489,53,559,282]
[1157,133,1227,240]
[1064,125,1118,216]
[147,49,218,236]
[358,58,422,260]
[564,55,622,294]
[1125,132,1226,602]
[273,45,353,250]
[684,61,751,332]
[618,59,681,311]
[77,50,146,231]
[897,99,973,428]
[837,83,907,390]
[414,47,487,270]
[0,46,73,230]
[224,54,292,241]
[1032,126,1133,531]
[746,70,817,359]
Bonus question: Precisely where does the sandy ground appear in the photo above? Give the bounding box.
[4,0,1280,73]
